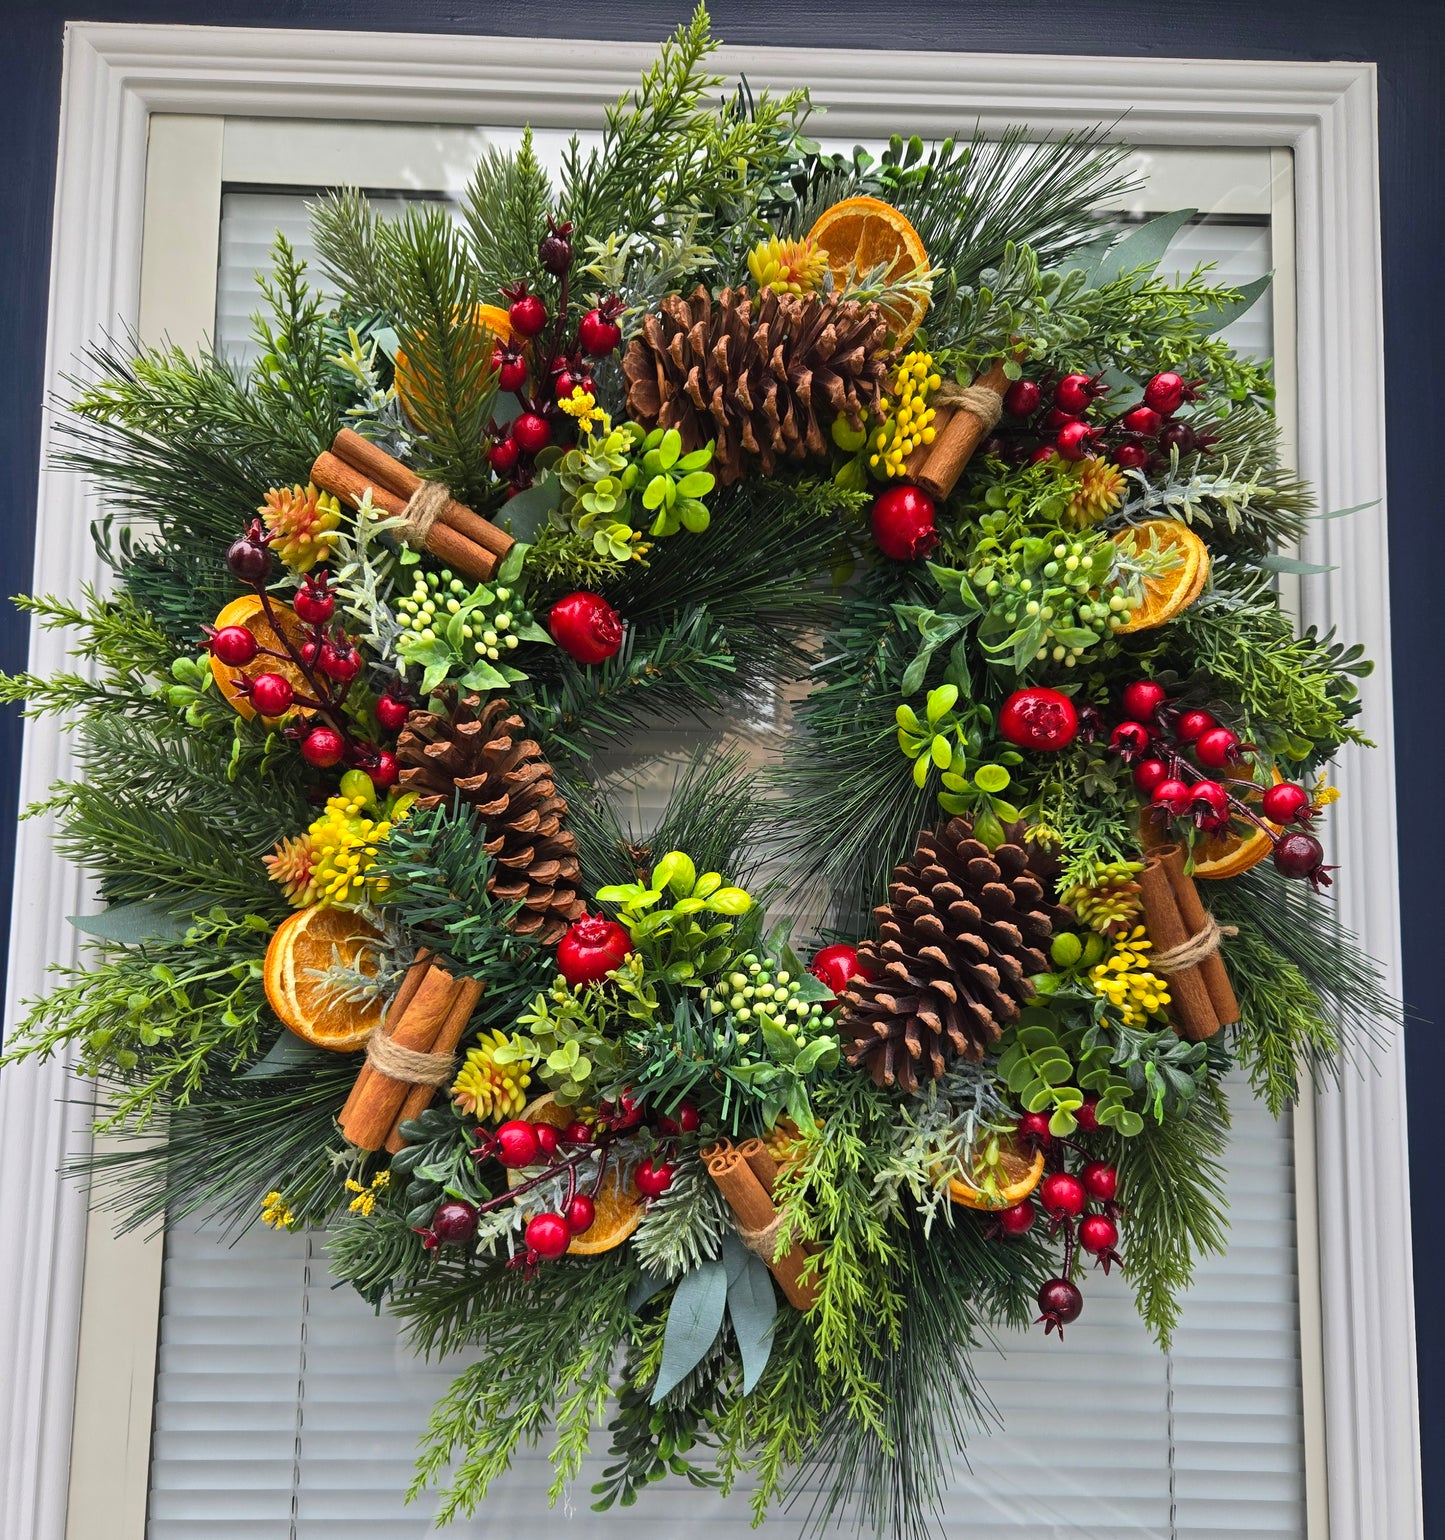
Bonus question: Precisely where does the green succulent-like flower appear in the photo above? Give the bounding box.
[636,427,716,536]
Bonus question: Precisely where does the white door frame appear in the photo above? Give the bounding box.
[0,24,1409,1540]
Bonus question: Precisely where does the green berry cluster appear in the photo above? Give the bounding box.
[698,952,837,1050]
[395,568,532,667]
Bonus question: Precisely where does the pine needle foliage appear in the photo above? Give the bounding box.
[461,126,557,301]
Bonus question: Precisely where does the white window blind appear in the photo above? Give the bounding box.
[147,161,1304,1539]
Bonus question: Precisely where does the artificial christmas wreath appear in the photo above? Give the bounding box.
[3,9,1394,1532]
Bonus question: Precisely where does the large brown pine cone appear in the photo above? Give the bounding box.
[621,285,891,485]
[840,819,1074,1094]
[394,692,584,944]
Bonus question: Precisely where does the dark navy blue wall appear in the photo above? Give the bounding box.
[5,0,1442,1526]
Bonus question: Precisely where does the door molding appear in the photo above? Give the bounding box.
[0,23,1407,1540]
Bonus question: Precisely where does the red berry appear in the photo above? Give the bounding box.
[1029,445,1057,465]
[553,369,586,401]
[1074,1096,1101,1133]
[511,412,552,455]
[1191,779,1229,824]
[562,1120,594,1145]
[524,1211,570,1260]
[556,915,633,986]
[1143,371,1186,414]
[1054,372,1101,415]
[996,1199,1036,1235]
[489,435,521,473]
[1043,406,1080,431]
[809,942,868,1003]
[300,725,345,767]
[299,640,320,667]
[209,625,259,666]
[578,307,623,357]
[1079,1213,1120,1257]
[1262,782,1311,825]
[1113,443,1149,471]
[565,1193,596,1235]
[656,1101,701,1136]
[635,1159,675,1199]
[997,687,1079,752]
[870,485,938,561]
[1055,420,1101,460]
[534,1123,559,1159]
[1175,708,1216,743]
[420,1198,478,1250]
[1121,679,1167,720]
[548,591,624,665]
[1016,1110,1053,1146]
[494,1120,542,1169]
[1109,720,1151,760]
[508,293,547,337]
[1003,378,1041,417]
[1039,1170,1086,1218]
[293,584,335,625]
[375,694,410,733]
[1080,1161,1118,1202]
[1151,778,1193,817]
[1037,1276,1084,1334]
[319,640,363,682]
[249,672,295,716]
[492,348,528,393]
[1133,758,1168,795]
[1120,404,1162,437]
[1194,726,1242,769]
[367,751,399,792]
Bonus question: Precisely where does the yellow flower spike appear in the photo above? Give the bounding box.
[261,1190,297,1230]
[260,484,342,573]
[451,1030,536,1122]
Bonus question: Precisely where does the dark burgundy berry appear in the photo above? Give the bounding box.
[538,215,574,274]
[1037,1277,1084,1335]
[428,1199,478,1247]
[227,531,272,585]
[1158,421,1196,455]
[1274,831,1331,887]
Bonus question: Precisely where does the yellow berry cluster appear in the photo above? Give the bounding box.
[1088,925,1171,1028]
[345,1170,390,1217]
[870,352,941,478]
[260,1190,296,1230]
[307,792,400,907]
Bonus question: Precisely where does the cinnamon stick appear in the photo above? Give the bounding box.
[915,359,1010,501]
[340,962,467,1150]
[340,952,433,1130]
[311,451,408,520]
[1138,852,1219,1041]
[704,1141,819,1310]
[330,430,513,558]
[737,1137,780,1197]
[904,405,954,480]
[1160,846,1240,1028]
[385,976,486,1153]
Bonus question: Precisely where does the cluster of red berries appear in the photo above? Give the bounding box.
[983,369,1213,469]
[485,216,625,492]
[1106,679,1333,888]
[991,1099,1122,1338]
[209,523,411,784]
[419,1088,700,1274]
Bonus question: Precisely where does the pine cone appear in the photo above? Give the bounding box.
[622,285,891,485]
[840,819,1074,1094]
[395,692,584,944]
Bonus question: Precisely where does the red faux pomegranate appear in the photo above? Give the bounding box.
[549,591,624,665]
[556,916,633,986]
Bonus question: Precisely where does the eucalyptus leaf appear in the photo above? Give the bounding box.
[652,1259,728,1402]
[725,1248,778,1395]
[1089,208,1197,286]
[500,475,562,542]
[69,901,193,945]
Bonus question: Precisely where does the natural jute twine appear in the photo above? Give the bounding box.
[934,378,1005,432]
[1151,912,1238,975]
[365,1025,457,1087]
[738,1212,786,1264]
[398,479,452,547]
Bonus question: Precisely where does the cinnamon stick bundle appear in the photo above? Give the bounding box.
[912,359,1009,501]
[340,954,484,1151]
[310,428,513,581]
[1137,847,1237,1041]
[702,1139,819,1310]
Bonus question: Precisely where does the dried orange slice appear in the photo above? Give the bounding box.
[1112,519,1210,633]
[209,594,310,720]
[263,905,387,1052]
[946,1135,1046,1211]
[511,1093,643,1255]
[394,303,513,426]
[807,196,930,344]
[1193,768,1283,880]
